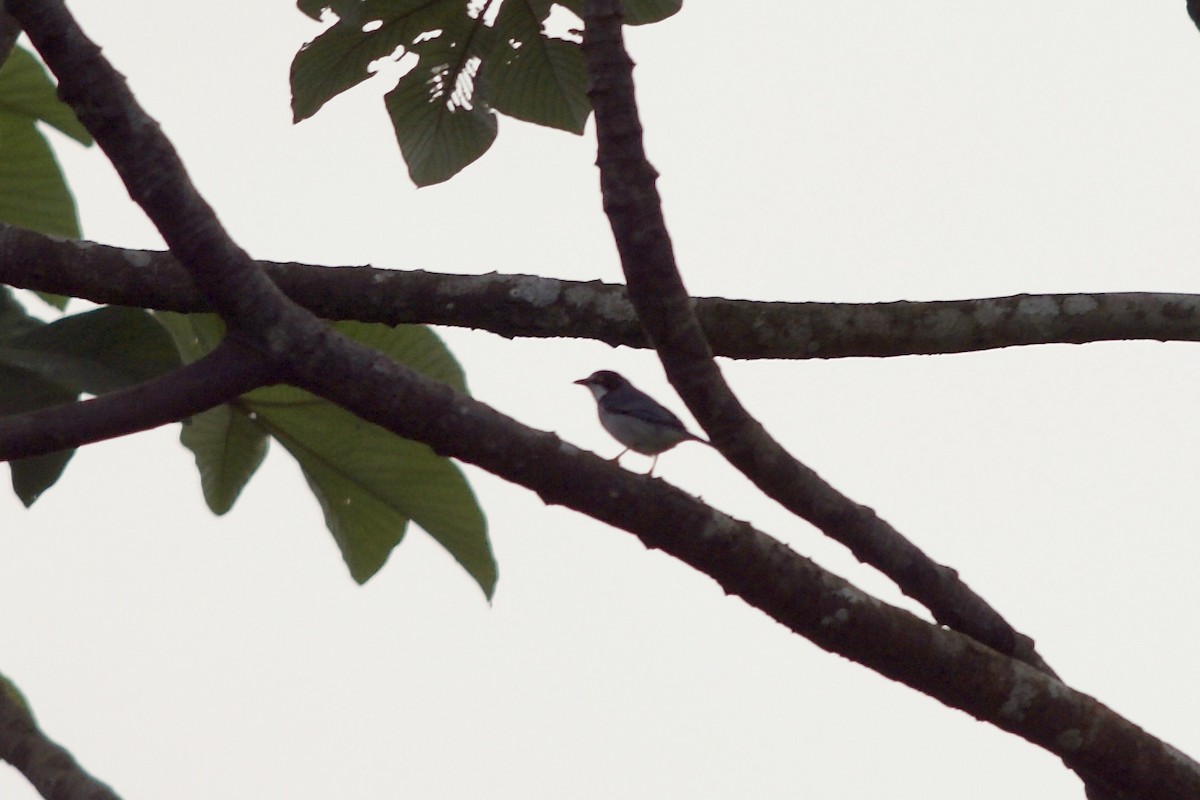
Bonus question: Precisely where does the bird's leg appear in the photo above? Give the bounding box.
[648,454,659,476]
[610,447,630,462]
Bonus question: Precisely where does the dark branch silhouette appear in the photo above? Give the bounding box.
[582,0,1043,669]
[3,224,1200,360]
[1,2,1196,799]
[0,339,274,460]
[579,3,1182,799]
[0,678,122,800]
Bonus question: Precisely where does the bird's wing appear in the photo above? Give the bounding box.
[604,388,690,431]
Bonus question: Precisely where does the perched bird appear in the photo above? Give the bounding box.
[574,370,708,474]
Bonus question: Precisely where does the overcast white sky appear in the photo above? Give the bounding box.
[3,2,1200,798]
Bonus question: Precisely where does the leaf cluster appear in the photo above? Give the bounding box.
[290,0,680,185]
[0,43,495,596]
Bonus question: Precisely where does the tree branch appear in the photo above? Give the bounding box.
[0,338,274,460]
[9,2,1198,798]
[579,0,1051,664]
[4,224,1200,360]
[0,676,122,800]
[193,325,1200,800]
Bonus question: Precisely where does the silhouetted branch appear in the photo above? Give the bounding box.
[580,0,1047,664]
[0,338,274,460]
[0,675,122,800]
[580,4,1160,799]
[8,2,1199,799]
[3,225,1200,360]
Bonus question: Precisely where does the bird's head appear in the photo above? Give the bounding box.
[574,370,629,400]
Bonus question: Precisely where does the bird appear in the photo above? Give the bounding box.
[574,370,708,474]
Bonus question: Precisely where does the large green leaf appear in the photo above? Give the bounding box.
[0,304,184,505]
[156,313,493,595]
[295,0,657,183]
[152,310,225,364]
[489,0,590,133]
[0,46,89,239]
[298,0,367,21]
[0,306,182,395]
[290,0,465,123]
[0,45,92,309]
[556,0,682,26]
[0,114,78,239]
[0,46,91,144]
[384,18,499,186]
[180,403,270,515]
[0,292,74,505]
[156,313,270,515]
[0,362,77,507]
[249,382,493,593]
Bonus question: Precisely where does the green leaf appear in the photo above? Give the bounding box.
[556,0,682,26]
[152,311,225,364]
[0,304,182,504]
[0,47,91,144]
[0,287,43,339]
[248,382,494,595]
[0,362,77,506]
[290,0,465,123]
[297,0,362,21]
[0,293,76,504]
[335,319,468,393]
[489,0,590,133]
[180,404,270,515]
[0,114,80,238]
[10,447,74,507]
[244,321,489,592]
[0,306,182,394]
[158,311,271,513]
[151,313,493,595]
[0,46,89,242]
[384,29,499,186]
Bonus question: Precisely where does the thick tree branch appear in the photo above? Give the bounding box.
[4,224,1200,360]
[0,677,122,800]
[0,338,274,460]
[185,328,1200,800]
[578,6,1179,799]
[8,2,1197,798]
[580,0,1050,665]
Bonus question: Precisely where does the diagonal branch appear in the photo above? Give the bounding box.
[0,338,275,460]
[183,321,1200,800]
[0,675,122,800]
[4,224,1200,360]
[579,0,1046,667]
[8,1,1198,798]
[578,5,1173,799]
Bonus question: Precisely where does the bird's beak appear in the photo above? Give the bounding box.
[573,378,589,386]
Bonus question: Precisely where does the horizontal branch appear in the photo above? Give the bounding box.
[9,2,1197,797]
[288,325,1200,800]
[2,225,1199,360]
[0,338,273,460]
